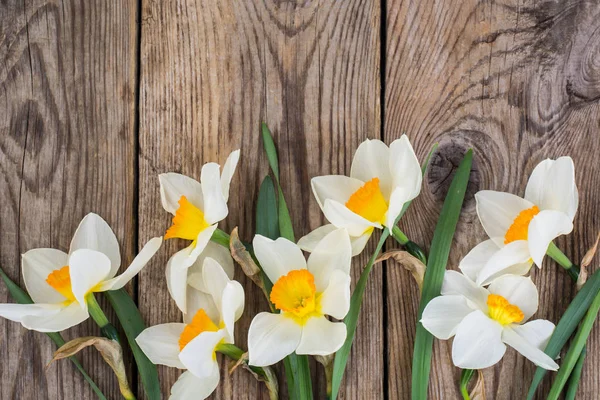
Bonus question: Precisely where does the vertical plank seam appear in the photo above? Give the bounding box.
[379,0,389,398]
[132,0,143,397]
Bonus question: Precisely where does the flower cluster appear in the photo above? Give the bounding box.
[0,126,593,400]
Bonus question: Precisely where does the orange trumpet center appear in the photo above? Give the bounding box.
[487,294,524,325]
[504,206,540,244]
[345,177,388,224]
[46,266,76,301]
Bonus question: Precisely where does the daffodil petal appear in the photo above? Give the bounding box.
[502,326,559,370]
[135,323,186,369]
[441,270,488,311]
[459,239,500,282]
[159,173,204,215]
[166,246,194,312]
[528,210,573,267]
[68,249,112,309]
[311,175,365,210]
[350,138,392,198]
[319,270,351,320]
[21,248,70,304]
[69,213,121,277]
[488,275,538,321]
[510,319,555,351]
[389,135,422,201]
[220,281,245,342]
[296,316,346,356]
[421,295,474,340]
[385,186,411,229]
[187,241,235,292]
[322,199,380,237]
[525,157,578,219]
[184,287,218,324]
[201,163,228,225]
[298,225,338,253]
[98,237,162,292]
[475,191,534,247]
[20,302,89,332]
[179,330,224,378]
[349,230,373,256]
[0,302,63,323]
[475,240,533,286]
[220,149,240,202]
[248,312,302,367]
[170,370,219,400]
[306,228,352,292]
[201,257,233,315]
[252,235,306,284]
[452,310,506,369]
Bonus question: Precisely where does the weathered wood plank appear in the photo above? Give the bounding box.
[384,0,600,398]
[138,0,380,398]
[0,0,138,399]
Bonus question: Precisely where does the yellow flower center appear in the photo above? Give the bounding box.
[46,266,76,301]
[345,177,388,224]
[165,196,210,242]
[270,269,322,325]
[179,308,220,352]
[504,205,540,244]
[487,294,524,325]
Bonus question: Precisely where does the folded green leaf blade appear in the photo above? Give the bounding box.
[527,268,600,399]
[412,149,473,400]
[256,175,279,241]
[105,289,160,400]
[0,266,107,400]
[565,347,586,400]
[261,123,280,181]
[547,291,600,400]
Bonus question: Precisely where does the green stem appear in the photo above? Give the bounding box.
[459,369,474,400]
[86,293,119,342]
[547,242,580,280]
[211,228,231,248]
[391,226,427,265]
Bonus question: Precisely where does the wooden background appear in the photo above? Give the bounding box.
[1,0,599,398]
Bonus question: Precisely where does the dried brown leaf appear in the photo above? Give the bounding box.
[376,250,426,290]
[577,231,600,290]
[230,227,271,300]
[49,336,134,399]
[469,369,486,400]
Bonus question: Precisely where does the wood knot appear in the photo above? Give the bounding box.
[566,22,600,102]
[426,133,481,211]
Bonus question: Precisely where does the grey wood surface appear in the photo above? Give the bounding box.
[1,0,599,399]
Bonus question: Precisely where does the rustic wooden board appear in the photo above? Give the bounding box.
[384,0,600,399]
[138,0,381,398]
[0,0,138,399]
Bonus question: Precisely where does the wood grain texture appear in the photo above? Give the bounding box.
[0,0,137,399]
[384,0,600,398]
[138,0,380,398]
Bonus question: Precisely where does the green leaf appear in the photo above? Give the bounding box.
[565,347,586,400]
[0,267,107,400]
[412,149,473,400]
[105,289,160,400]
[547,291,600,400]
[256,176,280,240]
[527,268,600,399]
[260,123,295,241]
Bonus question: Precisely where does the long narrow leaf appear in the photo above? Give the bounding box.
[261,123,295,241]
[527,268,600,399]
[0,267,107,400]
[256,176,279,240]
[565,347,586,400]
[105,289,160,400]
[412,149,473,400]
[547,291,600,400]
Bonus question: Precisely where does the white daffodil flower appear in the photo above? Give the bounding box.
[247,228,352,367]
[464,156,578,285]
[298,136,421,256]
[421,270,558,371]
[136,257,244,400]
[159,150,240,312]
[0,213,162,332]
